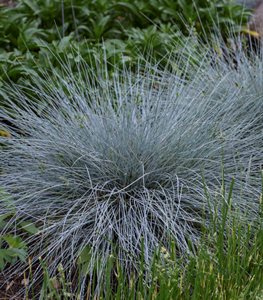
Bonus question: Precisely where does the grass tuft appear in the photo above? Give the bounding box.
[0,39,262,295]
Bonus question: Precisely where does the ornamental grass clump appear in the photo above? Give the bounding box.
[0,42,262,294]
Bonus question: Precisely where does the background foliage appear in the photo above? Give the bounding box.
[0,0,251,84]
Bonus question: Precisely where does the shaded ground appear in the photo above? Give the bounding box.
[0,0,15,7]
[0,274,25,300]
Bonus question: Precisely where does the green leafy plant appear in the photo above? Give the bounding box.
[0,189,38,272]
[0,234,27,271]
[0,0,251,85]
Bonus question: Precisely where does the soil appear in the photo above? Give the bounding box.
[0,273,25,300]
[0,0,15,7]
[249,1,263,35]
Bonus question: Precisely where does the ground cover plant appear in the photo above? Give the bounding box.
[0,0,251,85]
[0,33,263,297]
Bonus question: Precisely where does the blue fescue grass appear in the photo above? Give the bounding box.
[0,37,262,296]
[33,192,263,299]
